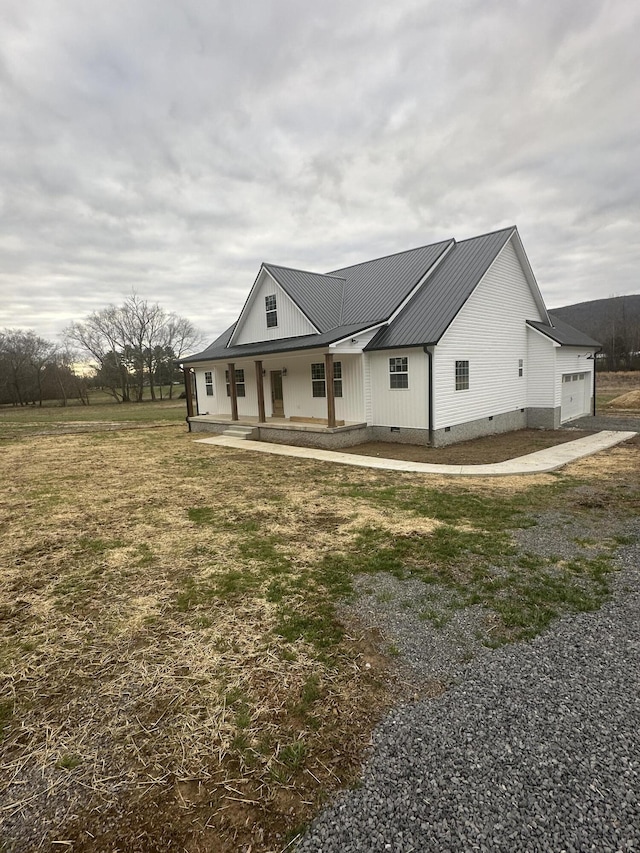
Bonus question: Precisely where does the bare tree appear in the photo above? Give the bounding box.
[161,315,203,398]
[64,295,202,402]
[0,329,58,406]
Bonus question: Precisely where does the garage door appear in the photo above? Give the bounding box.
[561,372,590,422]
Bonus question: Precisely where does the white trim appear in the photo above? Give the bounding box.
[330,322,386,348]
[526,322,562,347]
[509,230,551,324]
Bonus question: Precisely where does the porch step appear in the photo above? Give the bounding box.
[222,426,258,440]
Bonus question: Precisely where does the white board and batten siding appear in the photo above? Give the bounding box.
[198,354,366,423]
[194,363,219,415]
[260,352,365,423]
[232,270,316,346]
[433,240,544,430]
[368,348,429,428]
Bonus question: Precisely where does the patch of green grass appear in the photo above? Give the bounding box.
[56,754,82,771]
[280,739,307,770]
[333,481,556,531]
[418,607,451,629]
[188,506,217,525]
[76,537,125,554]
[135,543,155,566]
[237,534,289,574]
[613,533,637,546]
[274,606,344,649]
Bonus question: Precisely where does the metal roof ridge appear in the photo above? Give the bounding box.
[325,237,453,275]
[454,225,517,245]
[263,261,345,281]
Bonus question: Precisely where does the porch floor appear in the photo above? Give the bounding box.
[189,413,367,434]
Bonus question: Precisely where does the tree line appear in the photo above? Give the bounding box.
[0,295,202,406]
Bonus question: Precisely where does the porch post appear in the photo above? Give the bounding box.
[255,360,266,423]
[182,367,194,420]
[325,353,336,428]
[227,362,239,421]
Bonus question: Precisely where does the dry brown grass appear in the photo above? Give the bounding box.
[0,428,402,852]
[1,423,638,852]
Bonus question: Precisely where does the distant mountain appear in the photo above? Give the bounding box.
[550,294,640,356]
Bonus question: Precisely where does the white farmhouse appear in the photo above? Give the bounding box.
[181,226,599,448]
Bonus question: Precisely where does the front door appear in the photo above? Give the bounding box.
[270,371,284,418]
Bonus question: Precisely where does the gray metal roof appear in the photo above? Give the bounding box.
[182,322,372,363]
[528,314,601,348]
[263,264,345,332]
[185,226,578,364]
[330,239,453,325]
[365,227,515,350]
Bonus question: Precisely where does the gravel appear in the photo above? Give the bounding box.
[298,530,640,852]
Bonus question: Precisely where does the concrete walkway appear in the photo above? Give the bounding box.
[194,430,637,477]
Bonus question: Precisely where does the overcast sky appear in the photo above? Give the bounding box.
[1,0,638,346]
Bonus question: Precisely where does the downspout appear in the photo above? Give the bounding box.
[423,346,434,445]
[591,349,602,416]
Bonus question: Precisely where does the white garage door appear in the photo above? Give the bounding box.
[561,372,590,422]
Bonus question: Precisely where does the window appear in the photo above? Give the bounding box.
[265,294,278,328]
[333,361,343,398]
[311,362,343,398]
[455,360,469,390]
[389,357,408,389]
[225,368,246,397]
[518,359,524,378]
[205,371,214,396]
[311,362,325,397]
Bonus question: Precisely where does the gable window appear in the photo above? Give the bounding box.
[225,368,246,397]
[455,360,469,391]
[265,294,278,328]
[518,358,524,378]
[204,371,214,396]
[311,362,343,398]
[389,357,408,389]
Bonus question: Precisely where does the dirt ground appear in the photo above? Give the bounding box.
[338,428,597,465]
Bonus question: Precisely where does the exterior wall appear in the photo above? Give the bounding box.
[369,425,430,445]
[232,270,316,346]
[368,348,429,429]
[526,327,557,409]
[264,352,365,423]
[193,363,220,415]
[433,240,545,431]
[431,408,527,447]
[258,424,370,448]
[527,406,561,429]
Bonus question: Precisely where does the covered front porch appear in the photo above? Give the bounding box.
[183,350,369,448]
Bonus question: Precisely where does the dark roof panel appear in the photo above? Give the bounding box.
[366,227,515,349]
[263,264,345,332]
[330,239,453,325]
[529,314,601,347]
[182,323,373,363]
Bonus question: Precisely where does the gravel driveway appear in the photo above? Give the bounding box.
[298,527,640,852]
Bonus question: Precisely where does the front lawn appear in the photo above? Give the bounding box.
[0,421,638,851]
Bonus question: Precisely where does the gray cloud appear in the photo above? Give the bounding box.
[0,0,638,345]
